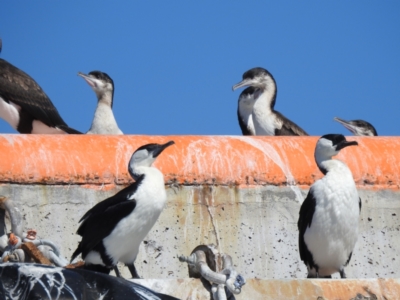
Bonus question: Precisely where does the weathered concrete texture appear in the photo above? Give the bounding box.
[1,183,399,280]
[132,278,400,300]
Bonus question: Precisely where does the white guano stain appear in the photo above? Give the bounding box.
[231,136,303,203]
[9,264,78,300]
[180,138,236,182]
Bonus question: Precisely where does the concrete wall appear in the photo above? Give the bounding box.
[1,135,399,298]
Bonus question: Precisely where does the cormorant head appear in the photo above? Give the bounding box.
[232,67,275,91]
[128,141,175,177]
[314,134,358,169]
[78,71,114,106]
[334,117,377,136]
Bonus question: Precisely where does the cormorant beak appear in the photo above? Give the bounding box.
[78,72,97,88]
[152,141,175,157]
[336,140,358,151]
[334,117,358,135]
[232,78,253,91]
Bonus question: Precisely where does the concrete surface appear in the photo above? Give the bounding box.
[1,184,399,281]
[0,135,399,299]
[131,278,400,300]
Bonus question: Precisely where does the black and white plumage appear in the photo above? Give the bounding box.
[78,71,123,135]
[0,58,81,134]
[334,117,377,136]
[0,263,179,300]
[298,134,361,278]
[71,141,175,278]
[232,67,308,136]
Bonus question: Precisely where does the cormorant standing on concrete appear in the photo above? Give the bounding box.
[71,141,175,278]
[298,134,361,278]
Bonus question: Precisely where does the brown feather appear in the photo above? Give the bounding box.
[0,59,81,133]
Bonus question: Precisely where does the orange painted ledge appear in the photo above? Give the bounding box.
[0,135,399,189]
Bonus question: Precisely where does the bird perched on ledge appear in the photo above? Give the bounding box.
[334,117,377,136]
[0,40,81,134]
[232,67,308,136]
[71,141,175,278]
[298,134,361,278]
[78,71,123,135]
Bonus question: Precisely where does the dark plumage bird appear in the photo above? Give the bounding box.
[298,134,361,278]
[71,141,175,278]
[0,263,180,300]
[334,117,377,136]
[0,41,80,134]
[78,71,123,134]
[232,67,308,136]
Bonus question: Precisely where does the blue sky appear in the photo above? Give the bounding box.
[1,2,399,136]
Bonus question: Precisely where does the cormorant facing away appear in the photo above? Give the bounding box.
[334,117,377,136]
[232,67,308,136]
[298,134,361,278]
[78,71,123,134]
[71,141,175,278]
[0,44,81,134]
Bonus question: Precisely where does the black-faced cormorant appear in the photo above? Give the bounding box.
[232,67,308,136]
[334,117,377,136]
[78,71,123,134]
[71,141,175,278]
[298,134,361,278]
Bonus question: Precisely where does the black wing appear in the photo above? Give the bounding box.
[72,198,136,262]
[0,59,81,133]
[71,177,144,262]
[359,197,362,212]
[78,175,143,224]
[298,189,316,267]
[274,111,308,136]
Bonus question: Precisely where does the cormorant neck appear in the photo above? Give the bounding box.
[259,76,277,110]
[253,85,276,113]
[96,90,113,108]
[128,165,149,181]
[315,153,340,175]
[130,172,143,181]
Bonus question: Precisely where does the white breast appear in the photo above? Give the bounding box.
[252,92,277,136]
[87,102,123,135]
[103,168,166,264]
[304,161,360,275]
[0,98,21,130]
[0,98,66,134]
